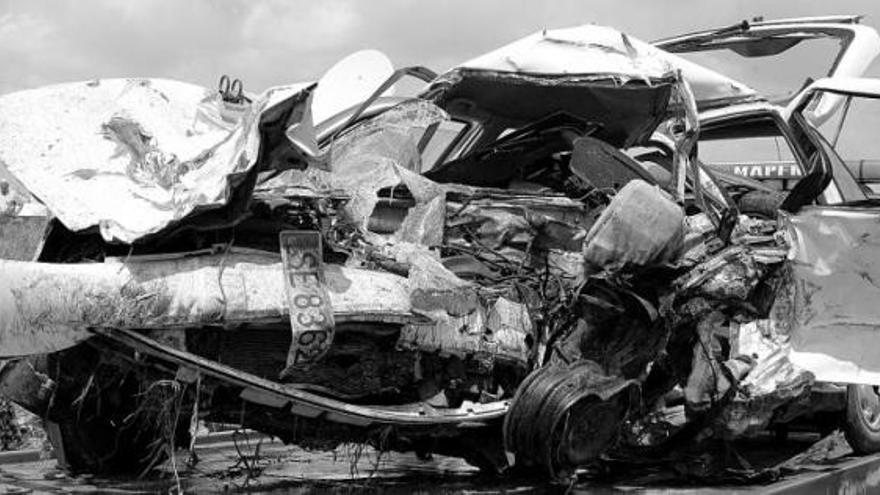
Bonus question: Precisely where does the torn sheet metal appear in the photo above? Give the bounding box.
[683,311,730,414]
[444,193,593,281]
[424,25,685,148]
[258,102,449,245]
[367,241,530,365]
[721,320,814,437]
[446,24,756,111]
[326,100,447,234]
[722,345,813,438]
[445,202,535,261]
[368,240,483,320]
[0,251,412,358]
[426,69,674,149]
[453,25,676,84]
[0,78,313,243]
[782,208,880,384]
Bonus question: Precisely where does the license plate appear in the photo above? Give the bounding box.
[279,231,335,370]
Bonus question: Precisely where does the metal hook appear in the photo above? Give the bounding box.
[218,75,231,98]
[230,79,243,102]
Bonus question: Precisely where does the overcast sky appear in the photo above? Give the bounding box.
[2,0,880,95]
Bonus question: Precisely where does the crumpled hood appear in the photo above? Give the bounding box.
[0,78,313,243]
[424,25,694,148]
[455,25,676,81]
[443,24,757,110]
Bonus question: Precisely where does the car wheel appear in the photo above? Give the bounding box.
[843,384,880,454]
[503,361,634,480]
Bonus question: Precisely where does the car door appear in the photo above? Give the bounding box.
[776,79,880,384]
[786,78,880,195]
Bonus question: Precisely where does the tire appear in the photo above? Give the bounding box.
[503,361,634,480]
[736,191,786,220]
[843,384,880,454]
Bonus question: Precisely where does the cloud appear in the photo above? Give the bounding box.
[241,0,359,49]
[0,0,878,95]
[0,12,60,90]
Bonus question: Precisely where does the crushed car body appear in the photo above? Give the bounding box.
[3,19,880,483]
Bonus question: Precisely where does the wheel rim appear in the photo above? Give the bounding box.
[857,385,880,432]
[553,398,624,468]
[504,360,635,479]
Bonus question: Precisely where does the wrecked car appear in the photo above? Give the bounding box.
[1,22,879,484]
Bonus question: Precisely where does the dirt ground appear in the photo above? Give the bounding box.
[0,430,858,494]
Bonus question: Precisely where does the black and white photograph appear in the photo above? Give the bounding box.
[3,1,880,493]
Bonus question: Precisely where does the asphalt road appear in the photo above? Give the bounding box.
[0,431,878,494]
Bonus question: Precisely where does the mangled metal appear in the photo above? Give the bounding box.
[0,251,415,358]
[3,20,880,485]
[0,78,314,243]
